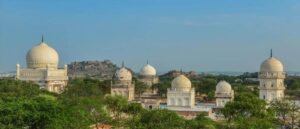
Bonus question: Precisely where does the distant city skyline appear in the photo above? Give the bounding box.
[1,0,300,73]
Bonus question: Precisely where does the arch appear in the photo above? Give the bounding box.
[177,98,182,106]
[149,105,153,110]
[171,98,175,106]
[184,98,189,106]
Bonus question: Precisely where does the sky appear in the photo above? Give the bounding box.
[1,0,300,73]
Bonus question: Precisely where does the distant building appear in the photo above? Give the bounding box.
[138,62,159,94]
[15,37,68,93]
[259,50,285,102]
[167,74,195,108]
[215,81,234,108]
[111,63,135,101]
[165,74,212,119]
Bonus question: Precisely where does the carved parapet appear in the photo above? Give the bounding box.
[258,72,286,79]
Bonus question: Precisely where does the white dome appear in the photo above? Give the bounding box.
[171,75,191,90]
[260,57,283,72]
[115,67,132,81]
[26,42,59,69]
[140,64,156,76]
[216,81,232,93]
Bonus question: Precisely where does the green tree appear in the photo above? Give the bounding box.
[134,80,148,97]
[124,103,145,129]
[196,78,217,95]
[104,95,128,120]
[0,78,41,98]
[221,93,275,129]
[153,81,171,97]
[271,99,300,129]
[139,109,185,129]
[56,78,110,128]
[0,95,62,129]
[126,102,145,116]
[185,113,218,129]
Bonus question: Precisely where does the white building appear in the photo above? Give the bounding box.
[215,81,234,108]
[138,62,159,94]
[15,38,68,93]
[111,64,135,101]
[167,74,195,108]
[259,51,285,102]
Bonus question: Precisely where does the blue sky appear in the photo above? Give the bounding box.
[1,0,300,73]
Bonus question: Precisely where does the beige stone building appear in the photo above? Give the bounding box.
[111,64,135,101]
[259,51,285,102]
[167,74,195,108]
[16,38,68,93]
[138,62,159,94]
[215,81,234,108]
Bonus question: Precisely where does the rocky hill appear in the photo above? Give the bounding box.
[68,60,119,80]
[159,70,199,80]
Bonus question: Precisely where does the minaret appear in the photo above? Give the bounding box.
[16,64,20,79]
[259,50,285,102]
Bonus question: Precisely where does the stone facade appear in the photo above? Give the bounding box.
[111,80,135,101]
[167,75,195,108]
[215,81,234,108]
[259,71,285,102]
[15,40,68,93]
[16,64,68,93]
[111,67,135,101]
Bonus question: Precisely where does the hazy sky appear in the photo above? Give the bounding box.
[1,0,300,73]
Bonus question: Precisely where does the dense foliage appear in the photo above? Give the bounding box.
[221,93,276,129]
[1,72,300,128]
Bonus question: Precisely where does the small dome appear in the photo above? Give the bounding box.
[140,64,156,76]
[260,57,283,72]
[171,75,191,90]
[115,67,132,81]
[26,42,59,69]
[216,81,232,93]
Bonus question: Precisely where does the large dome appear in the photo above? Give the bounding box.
[260,57,283,72]
[171,75,191,90]
[216,81,232,93]
[140,64,156,76]
[115,67,132,81]
[26,42,59,69]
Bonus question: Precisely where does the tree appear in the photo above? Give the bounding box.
[0,78,112,129]
[185,113,218,129]
[104,95,128,120]
[153,81,171,97]
[126,103,145,116]
[0,95,62,129]
[271,99,300,129]
[271,99,291,129]
[221,93,276,129]
[139,109,185,129]
[134,80,148,97]
[196,78,217,95]
[46,78,110,129]
[124,103,145,129]
[0,78,41,98]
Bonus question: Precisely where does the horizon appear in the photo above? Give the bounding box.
[1,0,300,73]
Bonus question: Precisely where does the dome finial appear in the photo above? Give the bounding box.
[122,61,125,68]
[270,49,273,57]
[147,60,149,64]
[41,35,44,42]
